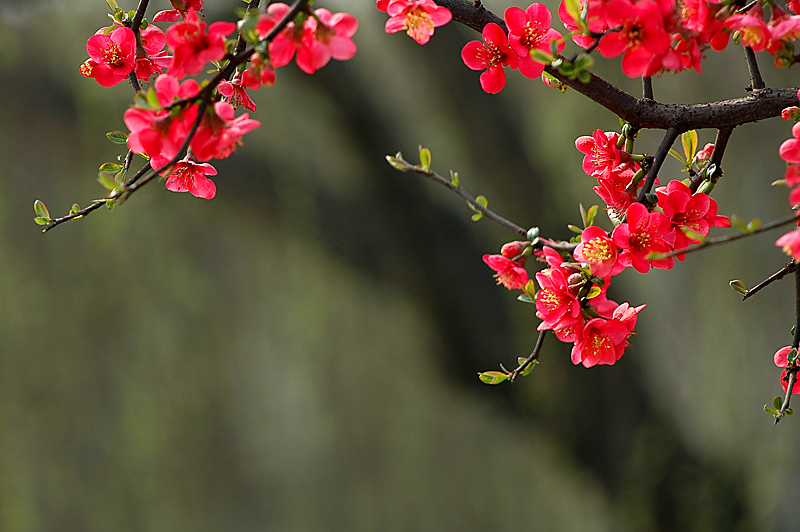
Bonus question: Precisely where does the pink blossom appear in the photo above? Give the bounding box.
[776,228,800,261]
[575,130,631,178]
[774,346,800,394]
[80,26,137,87]
[482,241,529,289]
[724,2,770,52]
[124,75,200,165]
[504,3,564,79]
[218,71,257,111]
[162,156,218,199]
[570,315,630,367]
[190,101,261,162]
[535,264,582,332]
[294,8,358,74]
[154,0,204,22]
[655,180,731,257]
[384,0,452,45]
[558,0,609,48]
[612,202,674,273]
[779,122,800,163]
[597,0,672,77]
[574,226,623,277]
[461,23,519,94]
[166,9,236,78]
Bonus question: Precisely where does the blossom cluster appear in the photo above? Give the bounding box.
[775,90,800,261]
[484,126,731,367]
[81,1,357,199]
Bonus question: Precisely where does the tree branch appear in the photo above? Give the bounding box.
[435,0,798,130]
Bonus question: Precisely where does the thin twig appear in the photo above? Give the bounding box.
[642,77,653,100]
[743,262,796,300]
[775,266,800,423]
[744,46,766,91]
[636,127,680,202]
[509,330,546,382]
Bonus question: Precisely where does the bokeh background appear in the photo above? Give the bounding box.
[2,1,800,530]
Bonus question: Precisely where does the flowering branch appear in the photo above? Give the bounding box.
[636,127,679,202]
[508,330,546,382]
[775,266,800,423]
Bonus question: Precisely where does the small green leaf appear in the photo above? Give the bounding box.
[746,218,762,232]
[98,173,119,191]
[523,279,537,300]
[470,195,488,222]
[517,293,535,304]
[668,148,688,166]
[576,70,591,84]
[586,205,598,227]
[585,286,602,299]
[567,224,583,234]
[145,87,160,108]
[573,53,594,71]
[70,203,81,215]
[106,198,116,212]
[681,130,698,162]
[34,216,50,226]
[450,170,459,186]
[478,371,509,385]
[772,179,787,187]
[419,147,431,169]
[774,396,783,410]
[786,408,793,415]
[99,162,123,174]
[385,155,405,171]
[730,215,748,232]
[106,131,128,144]
[729,280,747,295]
[518,358,539,377]
[530,48,554,64]
[33,199,50,219]
[788,348,799,364]
[765,406,779,415]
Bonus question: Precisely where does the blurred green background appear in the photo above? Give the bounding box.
[2,1,800,530]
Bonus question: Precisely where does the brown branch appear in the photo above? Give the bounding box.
[435,0,798,131]
[743,261,796,301]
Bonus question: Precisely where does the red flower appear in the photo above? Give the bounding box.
[655,180,731,257]
[384,0,452,45]
[575,130,631,178]
[774,346,800,394]
[776,229,800,261]
[166,9,236,79]
[612,202,674,273]
[218,71,257,111]
[724,2,770,52]
[154,0,204,22]
[163,156,218,199]
[780,122,800,164]
[294,8,358,74]
[190,102,261,162]
[461,23,519,94]
[80,26,137,87]
[504,3,564,79]
[597,0,672,77]
[123,75,200,166]
[535,264,582,332]
[482,241,529,289]
[574,225,623,277]
[571,316,630,367]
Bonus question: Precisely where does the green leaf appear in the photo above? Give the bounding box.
[573,53,594,71]
[450,170,459,186]
[786,408,793,416]
[34,216,50,226]
[106,131,128,144]
[385,155,405,171]
[567,224,583,234]
[728,280,748,295]
[471,195,488,222]
[586,205,598,227]
[668,148,688,166]
[681,130,698,162]
[70,203,81,215]
[478,371,509,385]
[530,48,554,64]
[517,293,535,304]
[419,147,431,170]
[788,348,798,363]
[518,358,538,377]
[746,218,762,233]
[106,199,116,212]
[33,199,50,219]
[98,173,119,191]
[145,87,160,109]
[774,396,783,410]
[99,162,123,174]
[576,70,591,84]
[585,286,602,299]
[765,405,779,415]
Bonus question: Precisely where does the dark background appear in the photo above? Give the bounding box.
[1,1,799,530]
